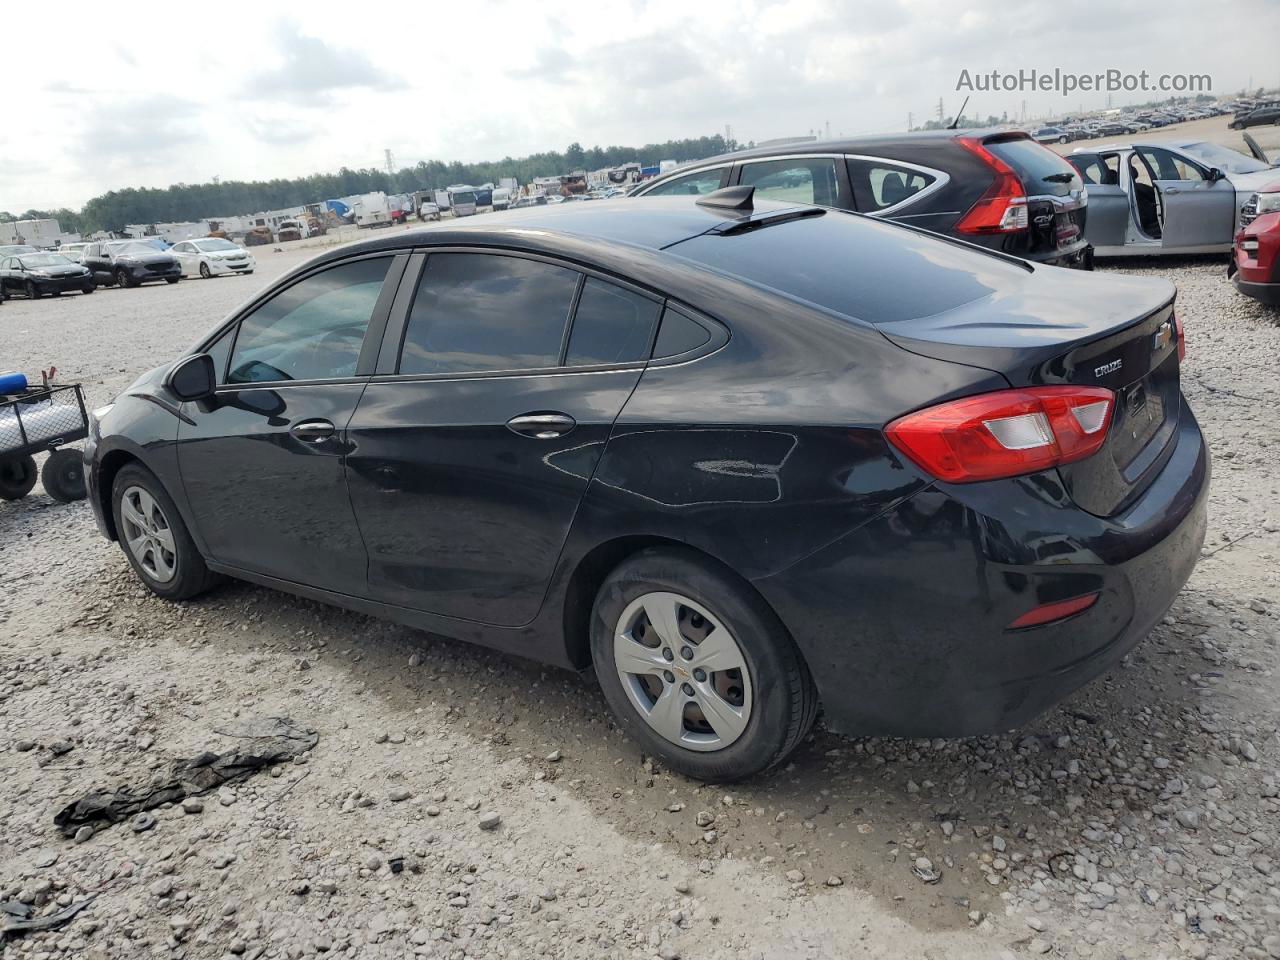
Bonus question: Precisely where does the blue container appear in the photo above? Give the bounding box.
[0,371,28,396]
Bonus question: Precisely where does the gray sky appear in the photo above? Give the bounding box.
[5,0,1278,211]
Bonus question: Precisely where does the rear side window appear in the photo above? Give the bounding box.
[738,159,842,206]
[642,168,727,197]
[669,212,1024,326]
[653,307,711,358]
[847,159,937,212]
[1068,153,1121,186]
[565,279,660,366]
[400,254,578,374]
[983,137,1082,197]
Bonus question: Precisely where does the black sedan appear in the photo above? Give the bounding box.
[630,129,1092,268]
[82,240,182,288]
[84,192,1207,781]
[0,252,95,298]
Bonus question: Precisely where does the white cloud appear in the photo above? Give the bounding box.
[1,0,1275,211]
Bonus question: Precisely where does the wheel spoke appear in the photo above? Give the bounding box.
[152,525,175,554]
[613,635,668,677]
[689,627,746,673]
[120,497,148,534]
[644,684,687,743]
[640,593,685,648]
[693,685,748,742]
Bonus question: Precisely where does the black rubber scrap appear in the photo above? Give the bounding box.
[53,717,318,838]
[1,896,95,941]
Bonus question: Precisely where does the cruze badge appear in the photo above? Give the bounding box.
[1152,320,1175,353]
[1094,359,1123,378]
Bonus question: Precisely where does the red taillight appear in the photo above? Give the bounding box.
[1173,311,1186,362]
[885,386,1115,483]
[1007,592,1099,630]
[954,137,1029,234]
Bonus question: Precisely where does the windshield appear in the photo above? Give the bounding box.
[113,241,161,256]
[195,238,238,251]
[1179,141,1270,174]
[20,253,73,267]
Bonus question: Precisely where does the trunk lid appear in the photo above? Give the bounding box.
[982,133,1090,257]
[877,267,1180,516]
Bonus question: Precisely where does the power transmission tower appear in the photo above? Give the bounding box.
[384,149,396,176]
[937,98,944,121]
[907,111,913,131]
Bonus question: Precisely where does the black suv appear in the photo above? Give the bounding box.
[82,240,182,288]
[1231,102,1280,130]
[630,129,1091,267]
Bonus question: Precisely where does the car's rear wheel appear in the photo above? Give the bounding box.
[111,463,220,600]
[590,548,817,782]
[81,282,95,294]
[199,262,211,279]
[1058,135,1067,143]
[166,277,180,284]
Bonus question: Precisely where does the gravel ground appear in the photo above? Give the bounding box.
[1,242,1279,960]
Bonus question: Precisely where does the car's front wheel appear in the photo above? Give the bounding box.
[116,268,134,288]
[199,262,211,279]
[111,463,220,600]
[26,281,40,300]
[590,548,817,782]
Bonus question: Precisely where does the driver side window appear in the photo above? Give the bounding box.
[1137,147,1205,182]
[228,257,390,384]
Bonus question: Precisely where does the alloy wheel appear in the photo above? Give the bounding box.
[120,485,177,583]
[613,591,753,751]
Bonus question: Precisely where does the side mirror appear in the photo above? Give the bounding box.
[1207,167,1225,182]
[166,353,216,402]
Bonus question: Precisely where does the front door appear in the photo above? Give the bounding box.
[177,254,399,593]
[345,252,661,626]
[1137,146,1237,250]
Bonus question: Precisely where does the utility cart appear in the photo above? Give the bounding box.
[0,375,89,503]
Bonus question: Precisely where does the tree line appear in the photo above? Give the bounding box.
[1,135,738,235]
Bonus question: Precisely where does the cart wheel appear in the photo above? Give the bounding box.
[41,449,86,503]
[0,455,38,500]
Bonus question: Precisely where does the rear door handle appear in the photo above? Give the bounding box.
[506,412,576,439]
[290,418,336,441]
[1163,187,1180,195]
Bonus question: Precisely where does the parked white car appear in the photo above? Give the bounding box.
[169,238,256,278]
[1067,137,1280,256]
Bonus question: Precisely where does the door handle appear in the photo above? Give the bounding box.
[1163,187,1180,195]
[506,412,576,439]
[290,419,336,441]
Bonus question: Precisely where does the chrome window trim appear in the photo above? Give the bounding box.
[844,154,951,217]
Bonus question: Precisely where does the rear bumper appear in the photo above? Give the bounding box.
[753,398,1209,738]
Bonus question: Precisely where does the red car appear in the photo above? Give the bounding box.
[1230,180,1280,306]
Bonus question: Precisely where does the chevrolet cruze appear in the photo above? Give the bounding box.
[86,190,1208,781]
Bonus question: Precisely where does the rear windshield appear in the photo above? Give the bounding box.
[667,211,1025,326]
[985,136,1082,197]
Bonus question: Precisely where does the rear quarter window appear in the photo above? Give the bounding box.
[984,137,1082,197]
[667,211,1025,326]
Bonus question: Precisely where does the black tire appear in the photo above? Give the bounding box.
[41,449,86,503]
[0,455,38,500]
[110,463,221,600]
[26,281,40,300]
[81,282,95,294]
[590,547,817,782]
[199,262,211,279]
[1058,135,1067,144]
[166,277,180,284]
[116,268,135,289]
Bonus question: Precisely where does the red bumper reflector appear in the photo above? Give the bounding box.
[1007,592,1099,630]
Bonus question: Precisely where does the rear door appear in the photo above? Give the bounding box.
[638,167,729,197]
[177,253,404,592]
[1136,146,1237,249]
[344,251,661,626]
[1068,152,1129,249]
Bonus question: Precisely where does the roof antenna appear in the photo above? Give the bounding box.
[696,185,755,211]
[948,96,970,130]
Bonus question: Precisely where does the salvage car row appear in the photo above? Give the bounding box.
[0,237,256,302]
